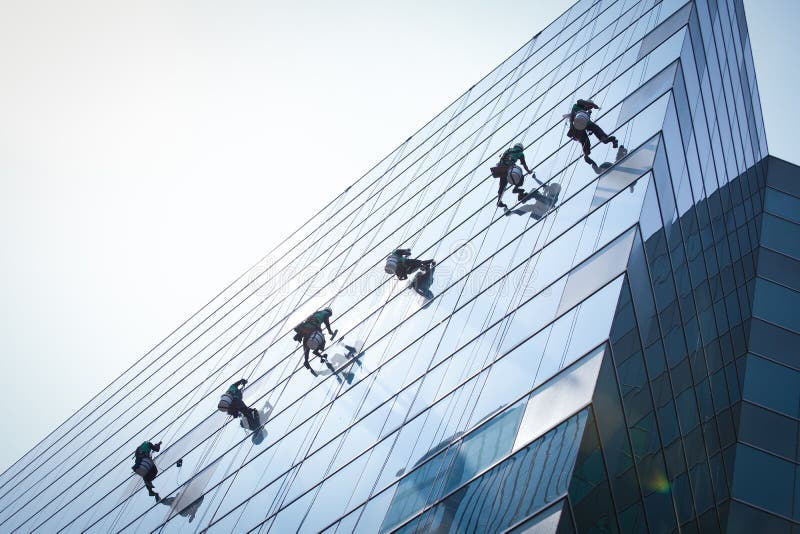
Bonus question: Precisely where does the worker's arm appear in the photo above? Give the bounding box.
[151,441,162,452]
[323,318,336,337]
[519,155,531,173]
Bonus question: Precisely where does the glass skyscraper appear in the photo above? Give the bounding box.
[1,0,795,531]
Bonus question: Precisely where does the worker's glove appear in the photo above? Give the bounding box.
[241,378,248,385]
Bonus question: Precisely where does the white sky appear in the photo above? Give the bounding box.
[0,0,794,472]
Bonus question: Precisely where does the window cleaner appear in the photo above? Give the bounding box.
[385,249,435,281]
[218,379,260,429]
[293,308,336,343]
[564,99,622,166]
[132,440,162,502]
[490,142,534,208]
[293,308,338,374]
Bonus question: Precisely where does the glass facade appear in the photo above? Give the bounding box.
[0,0,790,532]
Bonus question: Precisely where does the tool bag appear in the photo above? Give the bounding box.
[385,255,399,274]
[132,457,155,477]
[306,330,325,350]
[572,110,590,130]
[218,393,234,412]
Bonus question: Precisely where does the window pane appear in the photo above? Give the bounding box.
[730,444,794,518]
[765,188,800,224]
[741,354,800,419]
[590,136,659,210]
[762,213,800,260]
[506,499,567,534]
[749,318,800,371]
[513,346,605,452]
[726,499,793,534]
[752,278,800,333]
[738,401,798,461]
[637,2,692,60]
[757,248,800,292]
[557,228,636,315]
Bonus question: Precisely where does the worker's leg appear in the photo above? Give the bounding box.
[576,130,592,156]
[144,466,160,498]
[511,170,525,198]
[404,259,422,276]
[586,121,618,147]
[231,396,251,414]
[497,173,509,207]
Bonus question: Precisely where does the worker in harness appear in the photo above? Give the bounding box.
[132,440,162,501]
[293,308,336,343]
[564,99,619,166]
[490,142,534,208]
[293,308,338,373]
[218,379,260,429]
[385,249,435,280]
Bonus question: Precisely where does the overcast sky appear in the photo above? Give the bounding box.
[0,0,794,472]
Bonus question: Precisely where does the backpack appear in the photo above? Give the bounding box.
[132,456,155,477]
[573,111,590,130]
[306,330,325,351]
[385,255,399,274]
[218,393,234,412]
